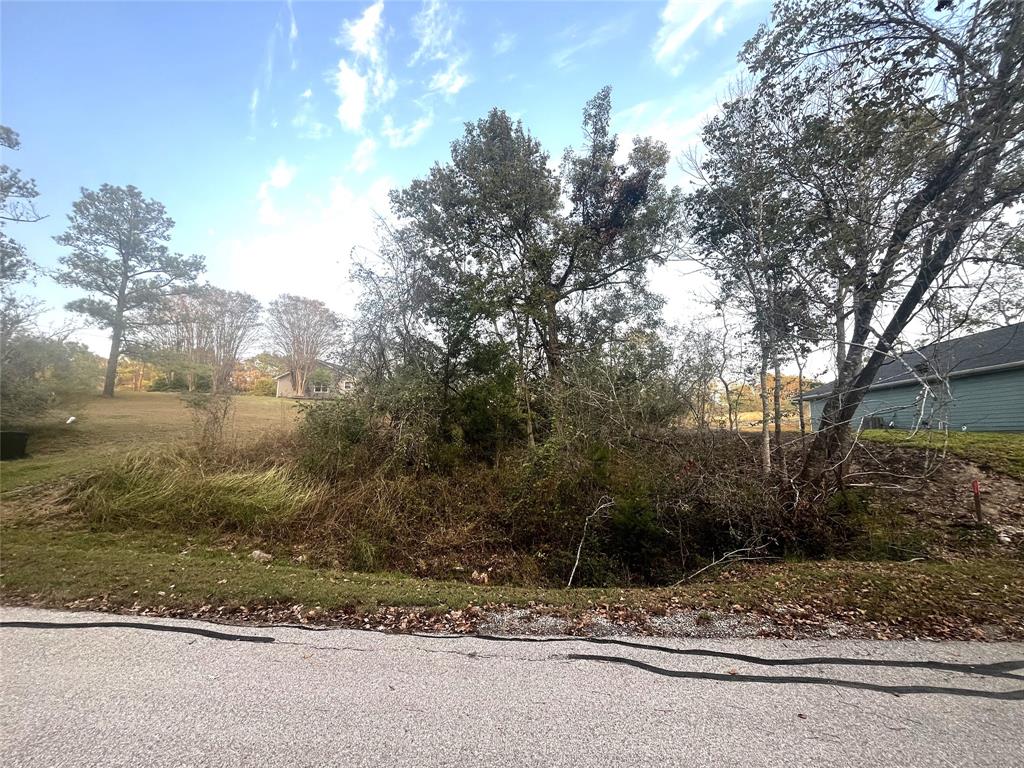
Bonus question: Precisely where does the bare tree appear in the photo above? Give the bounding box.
[206,288,262,393]
[266,294,341,395]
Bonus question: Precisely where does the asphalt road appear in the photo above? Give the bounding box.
[1,607,1022,767]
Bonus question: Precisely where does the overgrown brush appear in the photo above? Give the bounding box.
[50,399,924,586]
[64,448,326,536]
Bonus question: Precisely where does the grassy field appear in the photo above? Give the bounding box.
[0,391,300,492]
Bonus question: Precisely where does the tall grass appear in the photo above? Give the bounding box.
[65,449,326,535]
[45,414,963,586]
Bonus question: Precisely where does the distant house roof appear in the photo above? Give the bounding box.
[272,359,348,380]
[803,322,1024,401]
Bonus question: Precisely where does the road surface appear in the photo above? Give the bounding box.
[1,607,1022,767]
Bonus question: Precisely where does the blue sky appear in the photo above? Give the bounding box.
[2,0,771,353]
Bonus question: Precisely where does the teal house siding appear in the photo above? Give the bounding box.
[808,366,1024,432]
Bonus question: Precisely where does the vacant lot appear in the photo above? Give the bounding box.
[2,392,1022,639]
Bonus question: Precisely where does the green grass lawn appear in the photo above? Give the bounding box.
[1,391,300,492]
[2,526,1020,637]
[861,429,1024,481]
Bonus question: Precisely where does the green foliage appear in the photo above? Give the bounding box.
[0,335,100,426]
[55,184,204,395]
[606,497,673,581]
[148,372,211,392]
[249,378,276,397]
[352,87,685,461]
[308,367,335,387]
[296,397,375,478]
[55,186,204,331]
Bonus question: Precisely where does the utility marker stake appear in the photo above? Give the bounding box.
[972,479,983,526]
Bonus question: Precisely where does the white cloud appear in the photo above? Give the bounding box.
[257,158,298,225]
[288,0,298,43]
[711,16,727,37]
[492,32,516,55]
[613,63,744,179]
[343,0,385,60]
[411,0,470,98]
[381,112,434,148]
[428,58,468,97]
[333,0,395,132]
[335,60,369,131]
[410,0,456,64]
[350,137,377,173]
[268,159,296,188]
[215,176,395,312]
[652,0,726,74]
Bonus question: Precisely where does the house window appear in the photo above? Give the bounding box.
[343,381,353,391]
[311,383,330,394]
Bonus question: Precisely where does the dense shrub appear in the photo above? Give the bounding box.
[0,335,99,426]
[57,406,899,587]
[148,373,211,392]
[249,378,276,396]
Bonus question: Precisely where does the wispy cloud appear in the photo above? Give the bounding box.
[258,158,297,226]
[550,20,627,70]
[293,88,330,140]
[410,0,455,64]
[411,0,469,98]
[334,0,396,133]
[381,111,434,148]
[287,0,298,68]
[652,0,725,74]
[335,61,369,132]
[250,1,302,130]
[350,137,378,173]
[492,32,516,56]
[428,59,468,97]
[613,63,745,171]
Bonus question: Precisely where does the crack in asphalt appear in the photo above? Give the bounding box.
[414,633,1024,681]
[0,620,274,643]
[6,619,1022,699]
[565,654,1024,700]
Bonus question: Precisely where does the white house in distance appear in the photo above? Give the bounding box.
[274,359,356,399]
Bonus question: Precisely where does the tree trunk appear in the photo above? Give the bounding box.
[772,355,788,478]
[720,378,735,431]
[543,293,562,384]
[794,350,807,452]
[758,352,771,477]
[102,319,123,397]
[542,292,565,435]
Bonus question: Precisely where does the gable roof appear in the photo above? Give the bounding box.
[272,359,348,380]
[803,322,1024,401]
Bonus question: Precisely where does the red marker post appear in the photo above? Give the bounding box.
[972,479,983,525]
